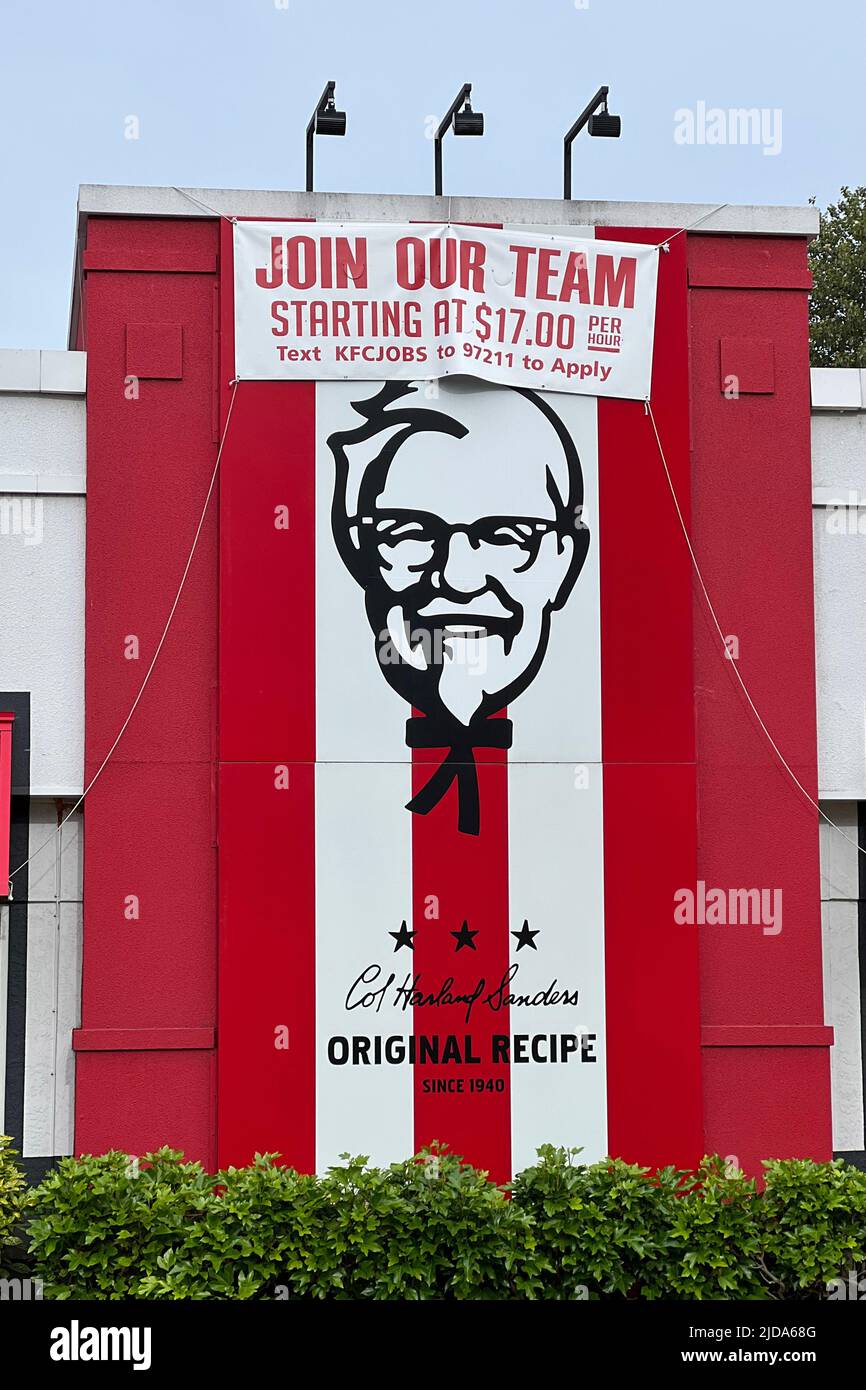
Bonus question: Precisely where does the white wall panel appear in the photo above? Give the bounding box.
[0,494,84,794]
[813,406,866,799]
[0,393,85,481]
[821,898,864,1153]
[819,803,859,902]
[22,805,82,1158]
[818,799,864,1153]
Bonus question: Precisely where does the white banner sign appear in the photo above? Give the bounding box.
[233,222,659,398]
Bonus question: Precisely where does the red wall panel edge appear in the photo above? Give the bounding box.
[597,228,703,1169]
[73,1027,215,1051]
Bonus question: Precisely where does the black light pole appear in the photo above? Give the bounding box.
[306,81,346,193]
[563,85,621,199]
[434,83,484,197]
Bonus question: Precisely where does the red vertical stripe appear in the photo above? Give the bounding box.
[597,228,703,1169]
[217,760,316,1170]
[217,221,317,1169]
[411,730,511,1183]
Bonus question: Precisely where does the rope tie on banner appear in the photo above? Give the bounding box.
[6,380,242,891]
[653,202,729,253]
[643,396,865,860]
[171,186,238,224]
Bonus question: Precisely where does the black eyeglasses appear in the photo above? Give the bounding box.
[353,509,558,566]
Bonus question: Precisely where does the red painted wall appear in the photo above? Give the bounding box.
[74,217,220,1165]
[688,235,832,1166]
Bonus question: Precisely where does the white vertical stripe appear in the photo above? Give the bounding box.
[315,383,414,1170]
[315,764,414,1169]
[508,763,607,1171]
[507,392,605,1171]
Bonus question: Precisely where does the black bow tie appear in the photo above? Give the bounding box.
[404,712,513,836]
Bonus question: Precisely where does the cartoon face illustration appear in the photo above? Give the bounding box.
[328,378,590,833]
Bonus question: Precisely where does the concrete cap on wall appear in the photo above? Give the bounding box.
[76,184,821,237]
[0,348,86,395]
[811,367,866,412]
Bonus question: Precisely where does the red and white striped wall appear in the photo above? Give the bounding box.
[215,224,703,1182]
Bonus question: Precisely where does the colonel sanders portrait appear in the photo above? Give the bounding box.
[327,378,590,835]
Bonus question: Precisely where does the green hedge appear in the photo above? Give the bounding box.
[4,1140,866,1299]
[0,1135,29,1278]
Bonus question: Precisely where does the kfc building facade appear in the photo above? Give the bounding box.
[1,184,863,1182]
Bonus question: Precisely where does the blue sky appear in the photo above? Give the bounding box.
[0,0,861,348]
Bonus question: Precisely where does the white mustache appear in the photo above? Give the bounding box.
[418,596,511,622]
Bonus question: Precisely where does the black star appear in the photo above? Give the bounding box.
[511,920,539,952]
[451,920,478,952]
[389,920,416,952]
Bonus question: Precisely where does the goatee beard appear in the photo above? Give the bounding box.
[435,643,489,726]
[379,606,490,727]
